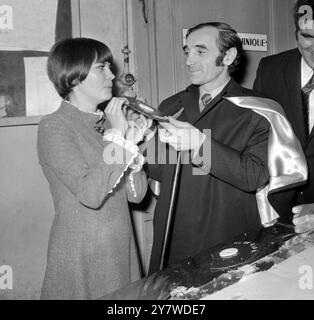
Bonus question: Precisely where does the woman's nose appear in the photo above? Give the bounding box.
[106,68,115,80]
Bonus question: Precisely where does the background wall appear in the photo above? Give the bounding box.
[72,0,135,77]
[0,125,53,299]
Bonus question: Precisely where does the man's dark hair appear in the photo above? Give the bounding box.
[294,0,314,34]
[186,22,243,73]
[47,37,113,99]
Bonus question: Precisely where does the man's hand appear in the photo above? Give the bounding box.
[292,203,314,233]
[158,116,206,153]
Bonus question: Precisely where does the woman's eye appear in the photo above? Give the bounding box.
[103,63,112,71]
[95,65,103,70]
[95,63,108,70]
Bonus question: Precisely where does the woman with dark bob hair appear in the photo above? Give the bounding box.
[37,37,151,299]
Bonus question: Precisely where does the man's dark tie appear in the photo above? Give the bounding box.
[200,93,212,112]
[301,73,314,136]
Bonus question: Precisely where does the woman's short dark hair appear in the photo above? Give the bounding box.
[186,22,243,73]
[294,0,314,35]
[47,37,113,99]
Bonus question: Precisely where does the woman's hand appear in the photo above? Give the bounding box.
[105,97,128,137]
[125,109,154,144]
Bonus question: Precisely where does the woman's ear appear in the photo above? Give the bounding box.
[70,79,80,98]
[223,47,237,66]
[71,79,80,86]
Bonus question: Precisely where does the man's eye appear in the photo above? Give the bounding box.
[197,50,206,55]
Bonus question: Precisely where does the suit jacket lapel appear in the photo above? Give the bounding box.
[283,49,307,146]
[179,87,222,125]
[169,80,240,125]
[193,94,223,125]
[191,79,239,125]
[178,85,200,124]
[306,122,314,147]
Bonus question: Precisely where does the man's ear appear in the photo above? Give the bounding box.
[223,47,237,66]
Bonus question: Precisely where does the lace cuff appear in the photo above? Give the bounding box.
[128,173,137,198]
[103,129,144,194]
[129,152,145,173]
[128,153,146,198]
[103,129,139,155]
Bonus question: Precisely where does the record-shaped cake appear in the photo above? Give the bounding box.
[209,241,261,271]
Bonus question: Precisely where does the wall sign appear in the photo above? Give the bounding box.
[238,33,268,52]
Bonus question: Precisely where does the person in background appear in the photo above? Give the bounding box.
[253,0,314,231]
[37,37,151,299]
[145,21,307,275]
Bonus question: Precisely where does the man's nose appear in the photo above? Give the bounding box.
[185,53,195,66]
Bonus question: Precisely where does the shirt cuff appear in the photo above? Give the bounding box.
[192,133,211,174]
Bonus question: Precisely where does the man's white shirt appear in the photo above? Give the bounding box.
[301,57,314,133]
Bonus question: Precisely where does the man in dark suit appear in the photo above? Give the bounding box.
[146,21,307,275]
[146,22,271,275]
[146,20,308,274]
[253,0,314,228]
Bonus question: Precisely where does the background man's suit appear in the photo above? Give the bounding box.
[254,48,313,220]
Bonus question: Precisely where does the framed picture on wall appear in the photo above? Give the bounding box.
[0,0,72,125]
